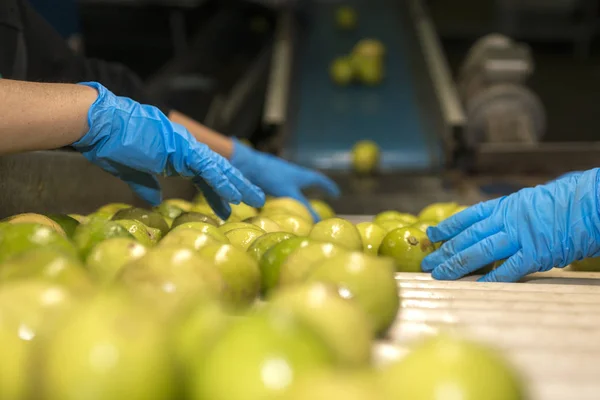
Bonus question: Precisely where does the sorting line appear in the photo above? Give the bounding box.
[372,272,600,400]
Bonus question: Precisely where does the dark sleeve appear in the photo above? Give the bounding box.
[17,0,171,115]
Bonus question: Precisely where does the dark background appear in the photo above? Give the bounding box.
[56,0,600,143]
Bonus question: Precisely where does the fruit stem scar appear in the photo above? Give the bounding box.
[408,236,419,246]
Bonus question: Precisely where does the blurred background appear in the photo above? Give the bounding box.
[8,0,600,215]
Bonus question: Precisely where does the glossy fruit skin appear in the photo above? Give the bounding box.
[115,219,161,247]
[378,227,435,273]
[262,197,313,223]
[0,223,79,264]
[260,237,312,295]
[270,283,373,367]
[219,222,259,234]
[47,214,80,238]
[224,228,264,251]
[197,244,261,310]
[191,309,334,400]
[230,203,258,221]
[309,200,336,220]
[159,229,221,252]
[73,220,133,260]
[307,252,399,336]
[0,325,28,400]
[356,222,386,255]
[244,216,281,233]
[154,202,185,221]
[309,218,362,251]
[380,335,525,400]
[117,246,224,315]
[86,238,147,284]
[170,222,229,243]
[0,248,93,292]
[279,242,346,287]
[376,219,410,233]
[411,220,437,233]
[171,212,219,229]
[247,232,296,262]
[164,199,192,212]
[42,293,175,400]
[264,213,312,236]
[373,211,418,226]
[417,202,459,223]
[170,300,231,392]
[112,207,169,236]
[95,203,131,218]
[351,141,380,175]
[0,281,78,346]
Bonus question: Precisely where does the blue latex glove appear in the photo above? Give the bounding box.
[422,168,600,282]
[72,82,265,220]
[230,139,340,221]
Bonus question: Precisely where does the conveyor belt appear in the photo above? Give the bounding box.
[374,272,600,400]
[283,0,446,172]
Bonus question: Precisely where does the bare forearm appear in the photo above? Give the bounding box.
[0,80,97,154]
[168,110,234,158]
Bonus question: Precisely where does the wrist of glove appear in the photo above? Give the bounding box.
[422,168,600,282]
[230,139,340,221]
[72,82,264,219]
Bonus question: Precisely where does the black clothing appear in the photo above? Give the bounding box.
[0,0,170,114]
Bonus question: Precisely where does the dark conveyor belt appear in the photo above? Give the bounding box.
[284,0,443,172]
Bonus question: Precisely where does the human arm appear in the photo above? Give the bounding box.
[0,79,264,219]
[0,79,96,153]
[421,169,600,282]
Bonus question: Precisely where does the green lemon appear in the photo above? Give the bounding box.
[190,309,335,400]
[112,207,169,236]
[380,334,525,400]
[309,218,362,251]
[270,282,373,366]
[356,222,386,255]
[378,226,435,272]
[247,232,296,262]
[0,223,78,263]
[307,251,398,336]
[86,238,147,284]
[260,237,312,295]
[351,141,380,175]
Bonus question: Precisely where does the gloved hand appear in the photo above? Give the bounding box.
[230,139,340,221]
[72,82,265,220]
[421,168,600,282]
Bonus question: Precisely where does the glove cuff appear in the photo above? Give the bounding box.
[71,82,112,149]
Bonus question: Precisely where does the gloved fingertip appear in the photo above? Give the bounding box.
[308,207,321,223]
[243,185,266,208]
[420,256,437,272]
[426,226,444,243]
[431,268,449,281]
[215,207,232,221]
